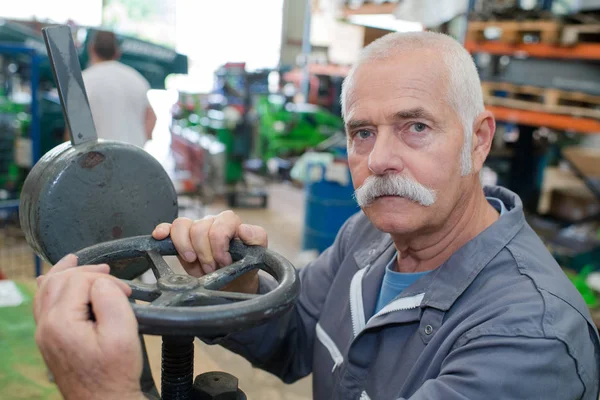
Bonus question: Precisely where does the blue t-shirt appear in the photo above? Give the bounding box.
[374,197,507,314]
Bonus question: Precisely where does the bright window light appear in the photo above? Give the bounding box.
[0,0,102,26]
[171,0,284,93]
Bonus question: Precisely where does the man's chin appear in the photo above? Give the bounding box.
[370,217,419,235]
[362,199,424,232]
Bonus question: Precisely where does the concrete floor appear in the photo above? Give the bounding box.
[144,182,314,399]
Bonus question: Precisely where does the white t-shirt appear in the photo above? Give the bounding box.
[82,60,151,149]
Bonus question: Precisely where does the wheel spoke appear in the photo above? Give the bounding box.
[182,288,260,306]
[198,257,260,290]
[201,289,260,301]
[121,279,161,302]
[146,251,174,279]
[151,292,184,307]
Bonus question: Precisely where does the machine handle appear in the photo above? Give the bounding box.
[43,26,98,146]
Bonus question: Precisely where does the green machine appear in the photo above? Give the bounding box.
[212,65,346,204]
[170,91,243,186]
[211,65,344,168]
[171,90,261,208]
[209,64,268,207]
[170,64,344,207]
[0,19,65,163]
[256,93,343,163]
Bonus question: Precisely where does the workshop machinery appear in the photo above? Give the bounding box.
[171,64,270,208]
[213,65,344,167]
[20,26,300,399]
[256,93,343,163]
[170,65,345,209]
[0,19,189,278]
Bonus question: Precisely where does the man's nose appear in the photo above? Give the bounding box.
[368,130,404,175]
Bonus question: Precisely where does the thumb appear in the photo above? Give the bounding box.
[90,278,138,339]
[237,224,268,247]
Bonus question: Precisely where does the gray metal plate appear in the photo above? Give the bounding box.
[20,140,178,279]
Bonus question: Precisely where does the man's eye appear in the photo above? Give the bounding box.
[410,123,427,133]
[356,130,372,139]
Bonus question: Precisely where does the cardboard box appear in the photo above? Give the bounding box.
[549,187,600,222]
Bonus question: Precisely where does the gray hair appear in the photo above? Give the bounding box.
[341,31,485,176]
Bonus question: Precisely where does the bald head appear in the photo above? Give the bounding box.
[341,32,484,175]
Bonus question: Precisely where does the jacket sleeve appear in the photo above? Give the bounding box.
[400,333,597,400]
[200,213,357,384]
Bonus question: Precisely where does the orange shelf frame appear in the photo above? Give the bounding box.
[488,106,600,134]
[465,40,600,61]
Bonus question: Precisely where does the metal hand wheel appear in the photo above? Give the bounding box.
[75,236,300,337]
[76,236,300,399]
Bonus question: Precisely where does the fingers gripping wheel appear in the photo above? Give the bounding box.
[74,237,300,336]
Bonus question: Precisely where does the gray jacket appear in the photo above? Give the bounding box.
[208,186,600,399]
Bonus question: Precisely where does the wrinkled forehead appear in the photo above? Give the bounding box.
[344,51,451,116]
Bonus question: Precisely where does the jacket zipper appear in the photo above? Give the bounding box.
[316,323,344,372]
[349,267,368,338]
[369,293,425,321]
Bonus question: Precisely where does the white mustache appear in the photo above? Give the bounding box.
[354,175,437,207]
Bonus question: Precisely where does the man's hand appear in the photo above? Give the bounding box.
[152,211,268,294]
[34,255,145,400]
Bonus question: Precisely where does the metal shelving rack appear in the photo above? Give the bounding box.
[0,43,42,276]
[465,0,600,212]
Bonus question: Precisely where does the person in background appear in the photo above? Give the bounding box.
[65,30,156,148]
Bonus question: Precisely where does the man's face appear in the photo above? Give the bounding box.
[345,50,471,235]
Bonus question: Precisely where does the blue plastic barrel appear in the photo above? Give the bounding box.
[302,162,359,253]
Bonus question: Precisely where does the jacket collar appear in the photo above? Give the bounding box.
[351,186,526,314]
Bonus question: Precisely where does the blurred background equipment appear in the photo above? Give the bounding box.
[462,0,600,322]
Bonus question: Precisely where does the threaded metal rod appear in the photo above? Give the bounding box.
[161,335,194,400]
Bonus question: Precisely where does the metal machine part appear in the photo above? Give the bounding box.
[75,236,299,399]
[23,25,301,400]
[75,236,300,337]
[194,371,247,400]
[19,26,178,279]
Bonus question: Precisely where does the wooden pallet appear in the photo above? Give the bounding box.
[467,20,562,44]
[481,82,600,120]
[561,24,600,45]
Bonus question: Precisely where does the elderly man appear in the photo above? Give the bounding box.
[35,32,599,399]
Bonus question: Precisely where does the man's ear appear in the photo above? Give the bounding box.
[471,111,496,173]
